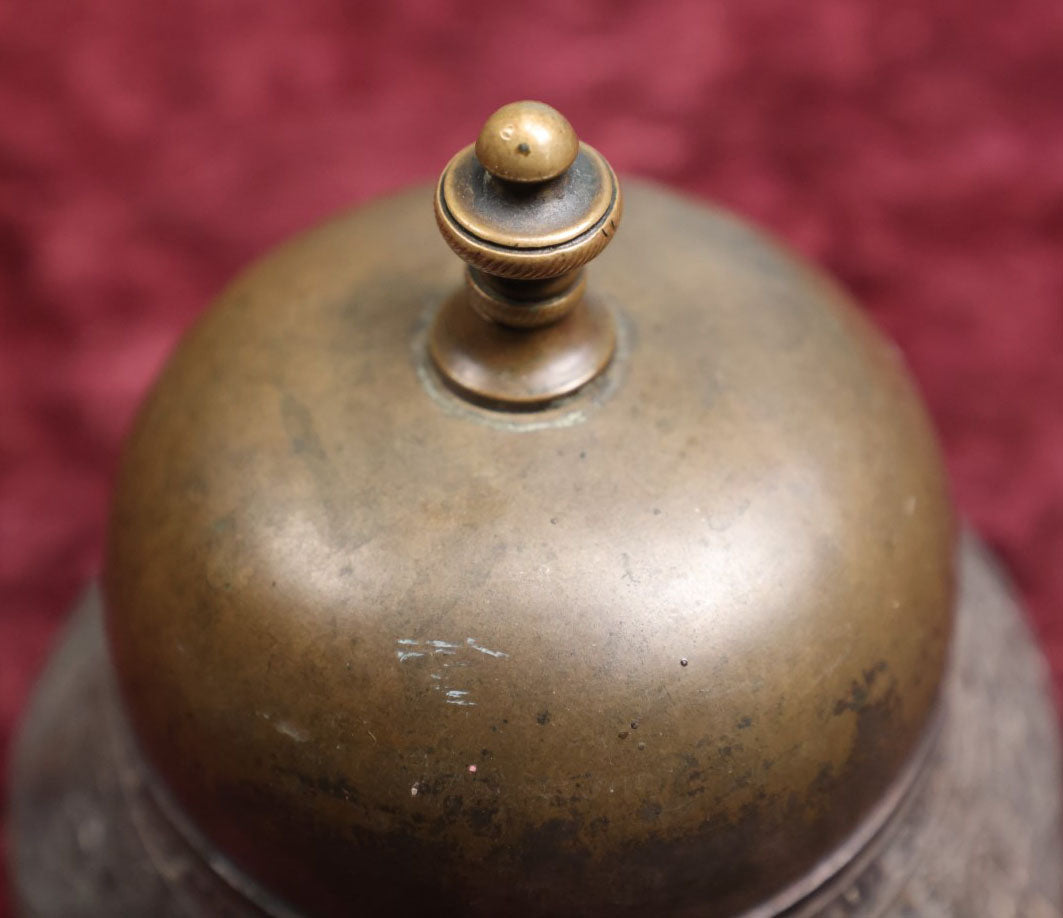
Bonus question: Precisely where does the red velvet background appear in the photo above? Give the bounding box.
[2,0,1062,911]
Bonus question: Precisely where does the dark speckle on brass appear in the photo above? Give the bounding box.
[638,801,663,822]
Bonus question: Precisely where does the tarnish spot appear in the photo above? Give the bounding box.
[833,661,890,716]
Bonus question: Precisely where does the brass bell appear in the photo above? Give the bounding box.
[10,101,1062,916]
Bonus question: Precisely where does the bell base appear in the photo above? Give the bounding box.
[779,532,1062,917]
[8,533,1062,917]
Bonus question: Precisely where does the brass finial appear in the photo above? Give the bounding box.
[430,101,622,410]
[434,100,621,283]
[475,101,579,183]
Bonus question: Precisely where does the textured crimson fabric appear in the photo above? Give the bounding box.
[2,0,1062,911]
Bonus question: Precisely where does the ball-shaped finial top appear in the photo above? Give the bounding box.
[436,101,621,279]
[475,101,579,183]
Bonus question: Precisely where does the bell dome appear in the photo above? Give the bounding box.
[102,102,954,916]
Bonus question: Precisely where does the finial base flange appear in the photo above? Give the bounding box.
[428,286,616,411]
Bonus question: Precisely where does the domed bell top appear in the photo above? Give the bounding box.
[101,101,955,917]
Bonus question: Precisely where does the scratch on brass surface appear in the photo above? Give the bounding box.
[395,637,509,709]
[466,637,509,658]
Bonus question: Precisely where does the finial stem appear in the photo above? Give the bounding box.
[467,268,585,329]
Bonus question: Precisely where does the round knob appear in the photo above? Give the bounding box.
[475,101,579,183]
[434,102,622,281]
